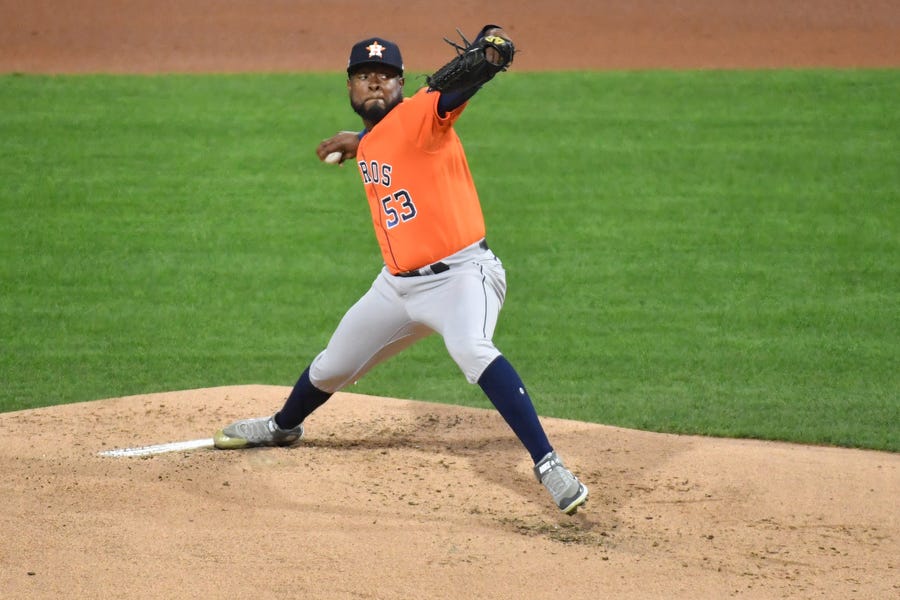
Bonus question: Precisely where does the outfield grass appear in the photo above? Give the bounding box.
[1,70,897,451]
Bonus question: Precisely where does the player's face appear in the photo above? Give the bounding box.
[348,65,404,126]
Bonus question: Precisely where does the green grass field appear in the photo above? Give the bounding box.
[1,70,897,451]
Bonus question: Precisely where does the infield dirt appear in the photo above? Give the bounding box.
[1,2,898,599]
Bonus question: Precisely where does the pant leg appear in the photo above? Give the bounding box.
[409,254,553,461]
[309,271,432,393]
[408,256,506,383]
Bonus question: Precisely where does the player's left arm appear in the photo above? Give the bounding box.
[431,25,515,116]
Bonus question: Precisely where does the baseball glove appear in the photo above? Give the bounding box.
[427,29,515,92]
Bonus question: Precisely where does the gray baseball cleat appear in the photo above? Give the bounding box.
[534,450,589,514]
[213,415,304,449]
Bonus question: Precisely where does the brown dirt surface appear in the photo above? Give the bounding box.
[3,387,898,599]
[1,2,898,599]
[2,0,899,72]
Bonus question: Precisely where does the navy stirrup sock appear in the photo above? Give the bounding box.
[275,367,332,429]
[478,356,553,463]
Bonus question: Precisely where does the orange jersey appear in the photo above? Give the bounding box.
[356,87,486,274]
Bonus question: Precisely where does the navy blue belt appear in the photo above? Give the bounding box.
[395,239,489,277]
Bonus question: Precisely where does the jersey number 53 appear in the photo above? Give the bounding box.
[380,189,417,228]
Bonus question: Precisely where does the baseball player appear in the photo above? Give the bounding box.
[214,25,589,514]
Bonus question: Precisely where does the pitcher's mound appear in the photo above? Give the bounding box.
[1,385,897,599]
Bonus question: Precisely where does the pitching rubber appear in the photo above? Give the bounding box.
[99,438,214,457]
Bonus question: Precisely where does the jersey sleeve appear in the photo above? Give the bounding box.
[397,88,466,151]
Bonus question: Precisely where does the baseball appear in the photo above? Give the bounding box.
[324,151,342,165]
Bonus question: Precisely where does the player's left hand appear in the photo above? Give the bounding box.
[316,131,361,165]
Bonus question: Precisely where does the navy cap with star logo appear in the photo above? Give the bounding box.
[347,37,404,76]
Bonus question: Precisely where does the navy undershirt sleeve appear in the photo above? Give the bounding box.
[437,87,482,116]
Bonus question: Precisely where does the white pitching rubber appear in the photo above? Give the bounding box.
[99,438,215,457]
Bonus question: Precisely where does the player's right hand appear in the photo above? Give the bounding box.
[316,130,361,164]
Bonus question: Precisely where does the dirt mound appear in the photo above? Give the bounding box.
[1,386,897,599]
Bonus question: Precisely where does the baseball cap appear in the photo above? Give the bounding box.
[347,37,404,76]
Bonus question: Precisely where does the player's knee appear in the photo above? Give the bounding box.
[309,351,353,393]
[445,338,500,384]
